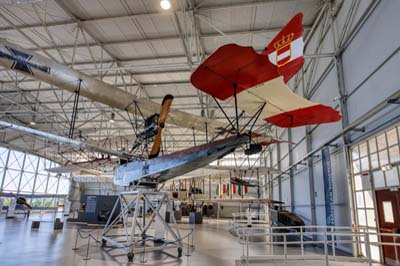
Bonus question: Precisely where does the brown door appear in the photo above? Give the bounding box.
[376,189,400,265]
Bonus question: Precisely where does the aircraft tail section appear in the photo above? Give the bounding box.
[263,13,304,82]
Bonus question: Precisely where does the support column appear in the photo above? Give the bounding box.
[330,2,359,257]
[208,177,211,200]
[306,127,317,227]
[277,140,282,202]
[269,150,274,200]
[16,153,27,194]
[0,149,10,191]
[288,128,295,212]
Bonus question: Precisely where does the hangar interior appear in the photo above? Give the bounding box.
[0,0,399,265]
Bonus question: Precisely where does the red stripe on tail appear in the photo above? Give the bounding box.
[265,104,342,128]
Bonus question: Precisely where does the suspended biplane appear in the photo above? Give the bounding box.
[0,13,341,188]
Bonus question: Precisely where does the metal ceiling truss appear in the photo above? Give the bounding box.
[0,0,328,167]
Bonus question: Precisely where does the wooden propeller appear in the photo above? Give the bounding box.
[149,95,173,159]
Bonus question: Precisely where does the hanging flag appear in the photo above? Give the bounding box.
[222,183,227,194]
[216,184,220,196]
[233,184,236,194]
[244,186,248,194]
[238,185,242,196]
[227,184,230,196]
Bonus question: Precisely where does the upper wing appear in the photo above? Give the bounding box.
[191,43,279,100]
[191,13,341,128]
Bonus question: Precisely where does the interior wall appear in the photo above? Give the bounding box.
[266,0,400,255]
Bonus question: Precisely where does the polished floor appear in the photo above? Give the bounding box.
[0,212,378,266]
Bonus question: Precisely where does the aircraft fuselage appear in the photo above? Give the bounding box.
[114,134,248,186]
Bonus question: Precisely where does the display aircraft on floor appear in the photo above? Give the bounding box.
[0,13,341,188]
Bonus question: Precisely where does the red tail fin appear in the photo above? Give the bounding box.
[263,13,304,82]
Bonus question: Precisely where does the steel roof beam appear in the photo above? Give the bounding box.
[17,26,310,52]
[0,0,305,32]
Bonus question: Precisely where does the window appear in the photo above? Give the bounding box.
[352,146,360,160]
[382,201,394,223]
[356,191,365,207]
[351,123,400,262]
[387,128,398,146]
[0,147,69,197]
[373,170,385,188]
[389,146,400,163]
[0,147,9,166]
[368,138,377,153]
[3,169,20,192]
[385,166,399,187]
[377,134,387,150]
[354,175,363,190]
[34,175,48,193]
[358,209,367,226]
[366,210,376,227]
[19,172,35,193]
[370,153,379,169]
[359,143,368,157]
[360,156,370,171]
[364,191,374,208]
[353,160,361,174]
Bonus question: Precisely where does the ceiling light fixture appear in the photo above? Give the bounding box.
[30,113,36,126]
[160,0,171,10]
[109,113,115,123]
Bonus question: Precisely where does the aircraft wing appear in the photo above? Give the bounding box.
[205,165,281,174]
[46,164,111,179]
[0,38,225,133]
[194,198,284,205]
[191,13,341,128]
[78,169,112,179]
[251,133,293,146]
[46,164,85,173]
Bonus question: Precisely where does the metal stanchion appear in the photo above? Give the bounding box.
[241,229,245,259]
[365,232,372,266]
[331,228,336,257]
[324,231,329,266]
[191,229,194,247]
[283,233,288,266]
[186,232,191,256]
[96,228,100,241]
[72,229,79,251]
[300,228,304,256]
[246,233,249,266]
[393,230,399,264]
[141,241,146,264]
[83,236,91,260]
[270,227,274,256]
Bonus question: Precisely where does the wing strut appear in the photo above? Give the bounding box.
[212,96,237,132]
[68,79,82,138]
[233,83,240,135]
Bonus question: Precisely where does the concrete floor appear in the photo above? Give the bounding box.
[0,213,379,266]
[0,213,257,266]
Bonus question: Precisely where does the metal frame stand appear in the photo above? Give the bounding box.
[101,190,183,262]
